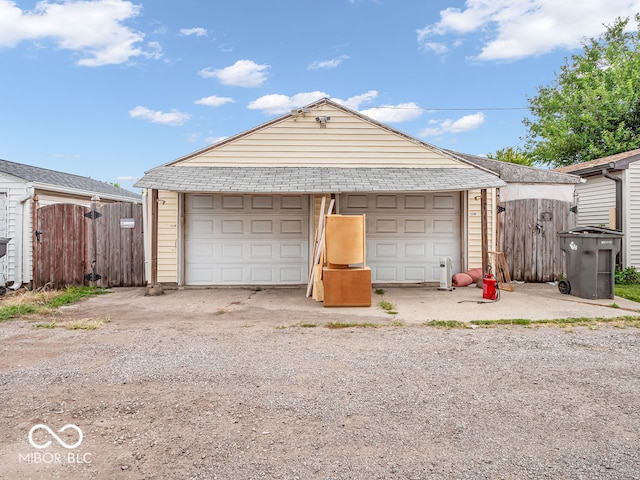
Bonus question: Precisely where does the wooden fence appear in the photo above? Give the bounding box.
[498,198,577,282]
[34,200,145,288]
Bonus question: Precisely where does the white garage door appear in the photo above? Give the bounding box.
[185,194,309,285]
[340,193,461,282]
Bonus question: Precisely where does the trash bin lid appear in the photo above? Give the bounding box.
[0,238,10,245]
[558,226,623,236]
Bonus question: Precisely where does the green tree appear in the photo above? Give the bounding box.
[523,15,640,168]
[487,147,535,166]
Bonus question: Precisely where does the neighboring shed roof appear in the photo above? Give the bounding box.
[0,159,141,201]
[449,151,582,184]
[554,148,640,175]
[134,166,505,193]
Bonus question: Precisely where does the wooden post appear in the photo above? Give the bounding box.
[31,194,39,288]
[150,189,158,286]
[481,188,488,274]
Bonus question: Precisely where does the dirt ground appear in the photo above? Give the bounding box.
[1,287,639,480]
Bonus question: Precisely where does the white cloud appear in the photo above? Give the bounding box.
[332,91,378,110]
[359,102,424,123]
[0,0,160,66]
[199,59,270,87]
[308,55,350,70]
[129,106,190,126]
[180,27,207,37]
[194,95,234,107]
[417,0,640,61]
[247,92,329,115]
[419,112,486,136]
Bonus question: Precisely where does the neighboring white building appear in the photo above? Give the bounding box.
[555,148,640,269]
[0,159,141,289]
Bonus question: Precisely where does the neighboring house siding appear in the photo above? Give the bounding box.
[467,188,496,270]
[177,106,474,169]
[576,175,616,227]
[0,176,29,285]
[628,162,640,268]
[157,190,179,283]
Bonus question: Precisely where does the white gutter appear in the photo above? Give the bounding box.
[11,187,34,290]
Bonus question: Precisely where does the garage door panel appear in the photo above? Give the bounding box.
[341,193,460,283]
[251,220,273,234]
[281,219,303,233]
[281,243,304,259]
[186,194,308,285]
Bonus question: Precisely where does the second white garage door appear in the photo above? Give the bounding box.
[340,193,461,282]
[185,194,309,285]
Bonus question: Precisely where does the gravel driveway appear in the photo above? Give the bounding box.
[1,288,639,480]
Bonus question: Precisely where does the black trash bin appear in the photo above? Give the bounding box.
[557,226,623,299]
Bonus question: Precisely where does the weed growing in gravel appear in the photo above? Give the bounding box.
[423,316,640,329]
[375,288,385,295]
[34,321,57,329]
[424,320,470,329]
[326,322,380,329]
[33,317,110,330]
[300,323,317,328]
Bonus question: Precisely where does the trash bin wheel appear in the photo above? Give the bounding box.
[558,280,571,295]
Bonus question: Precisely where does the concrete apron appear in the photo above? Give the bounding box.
[241,282,640,324]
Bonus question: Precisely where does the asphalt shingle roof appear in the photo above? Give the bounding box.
[449,151,582,184]
[0,159,141,200]
[134,166,506,193]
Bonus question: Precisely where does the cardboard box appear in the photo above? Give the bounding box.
[323,267,371,307]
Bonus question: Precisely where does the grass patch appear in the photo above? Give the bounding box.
[615,284,640,303]
[0,304,37,321]
[62,318,109,330]
[326,322,380,329]
[0,286,108,322]
[422,316,640,329]
[34,321,57,329]
[300,323,318,328]
[424,320,470,329]
[378,300,398,315]
[374,288,385,295]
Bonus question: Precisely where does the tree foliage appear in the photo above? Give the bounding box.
[523,15,640,167]
[486,147,535,166]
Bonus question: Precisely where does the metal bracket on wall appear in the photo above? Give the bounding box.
[84,210,102,220]
[570,205,578,213]
[497,205,506,214]
[84,272,101,281]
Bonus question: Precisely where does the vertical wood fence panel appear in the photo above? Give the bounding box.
[498,199,577,283]
[35,204,89,288]
[34,202,145,288]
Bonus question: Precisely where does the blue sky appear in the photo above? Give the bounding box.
[1,0,639,191]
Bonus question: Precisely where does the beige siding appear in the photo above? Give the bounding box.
[157,190,179,283]
[628,163,640,268]
[466,188,496,270]
[177,105,473,169]
[576,175,616,227]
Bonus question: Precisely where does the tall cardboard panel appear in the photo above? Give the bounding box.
[325,215,365,266]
